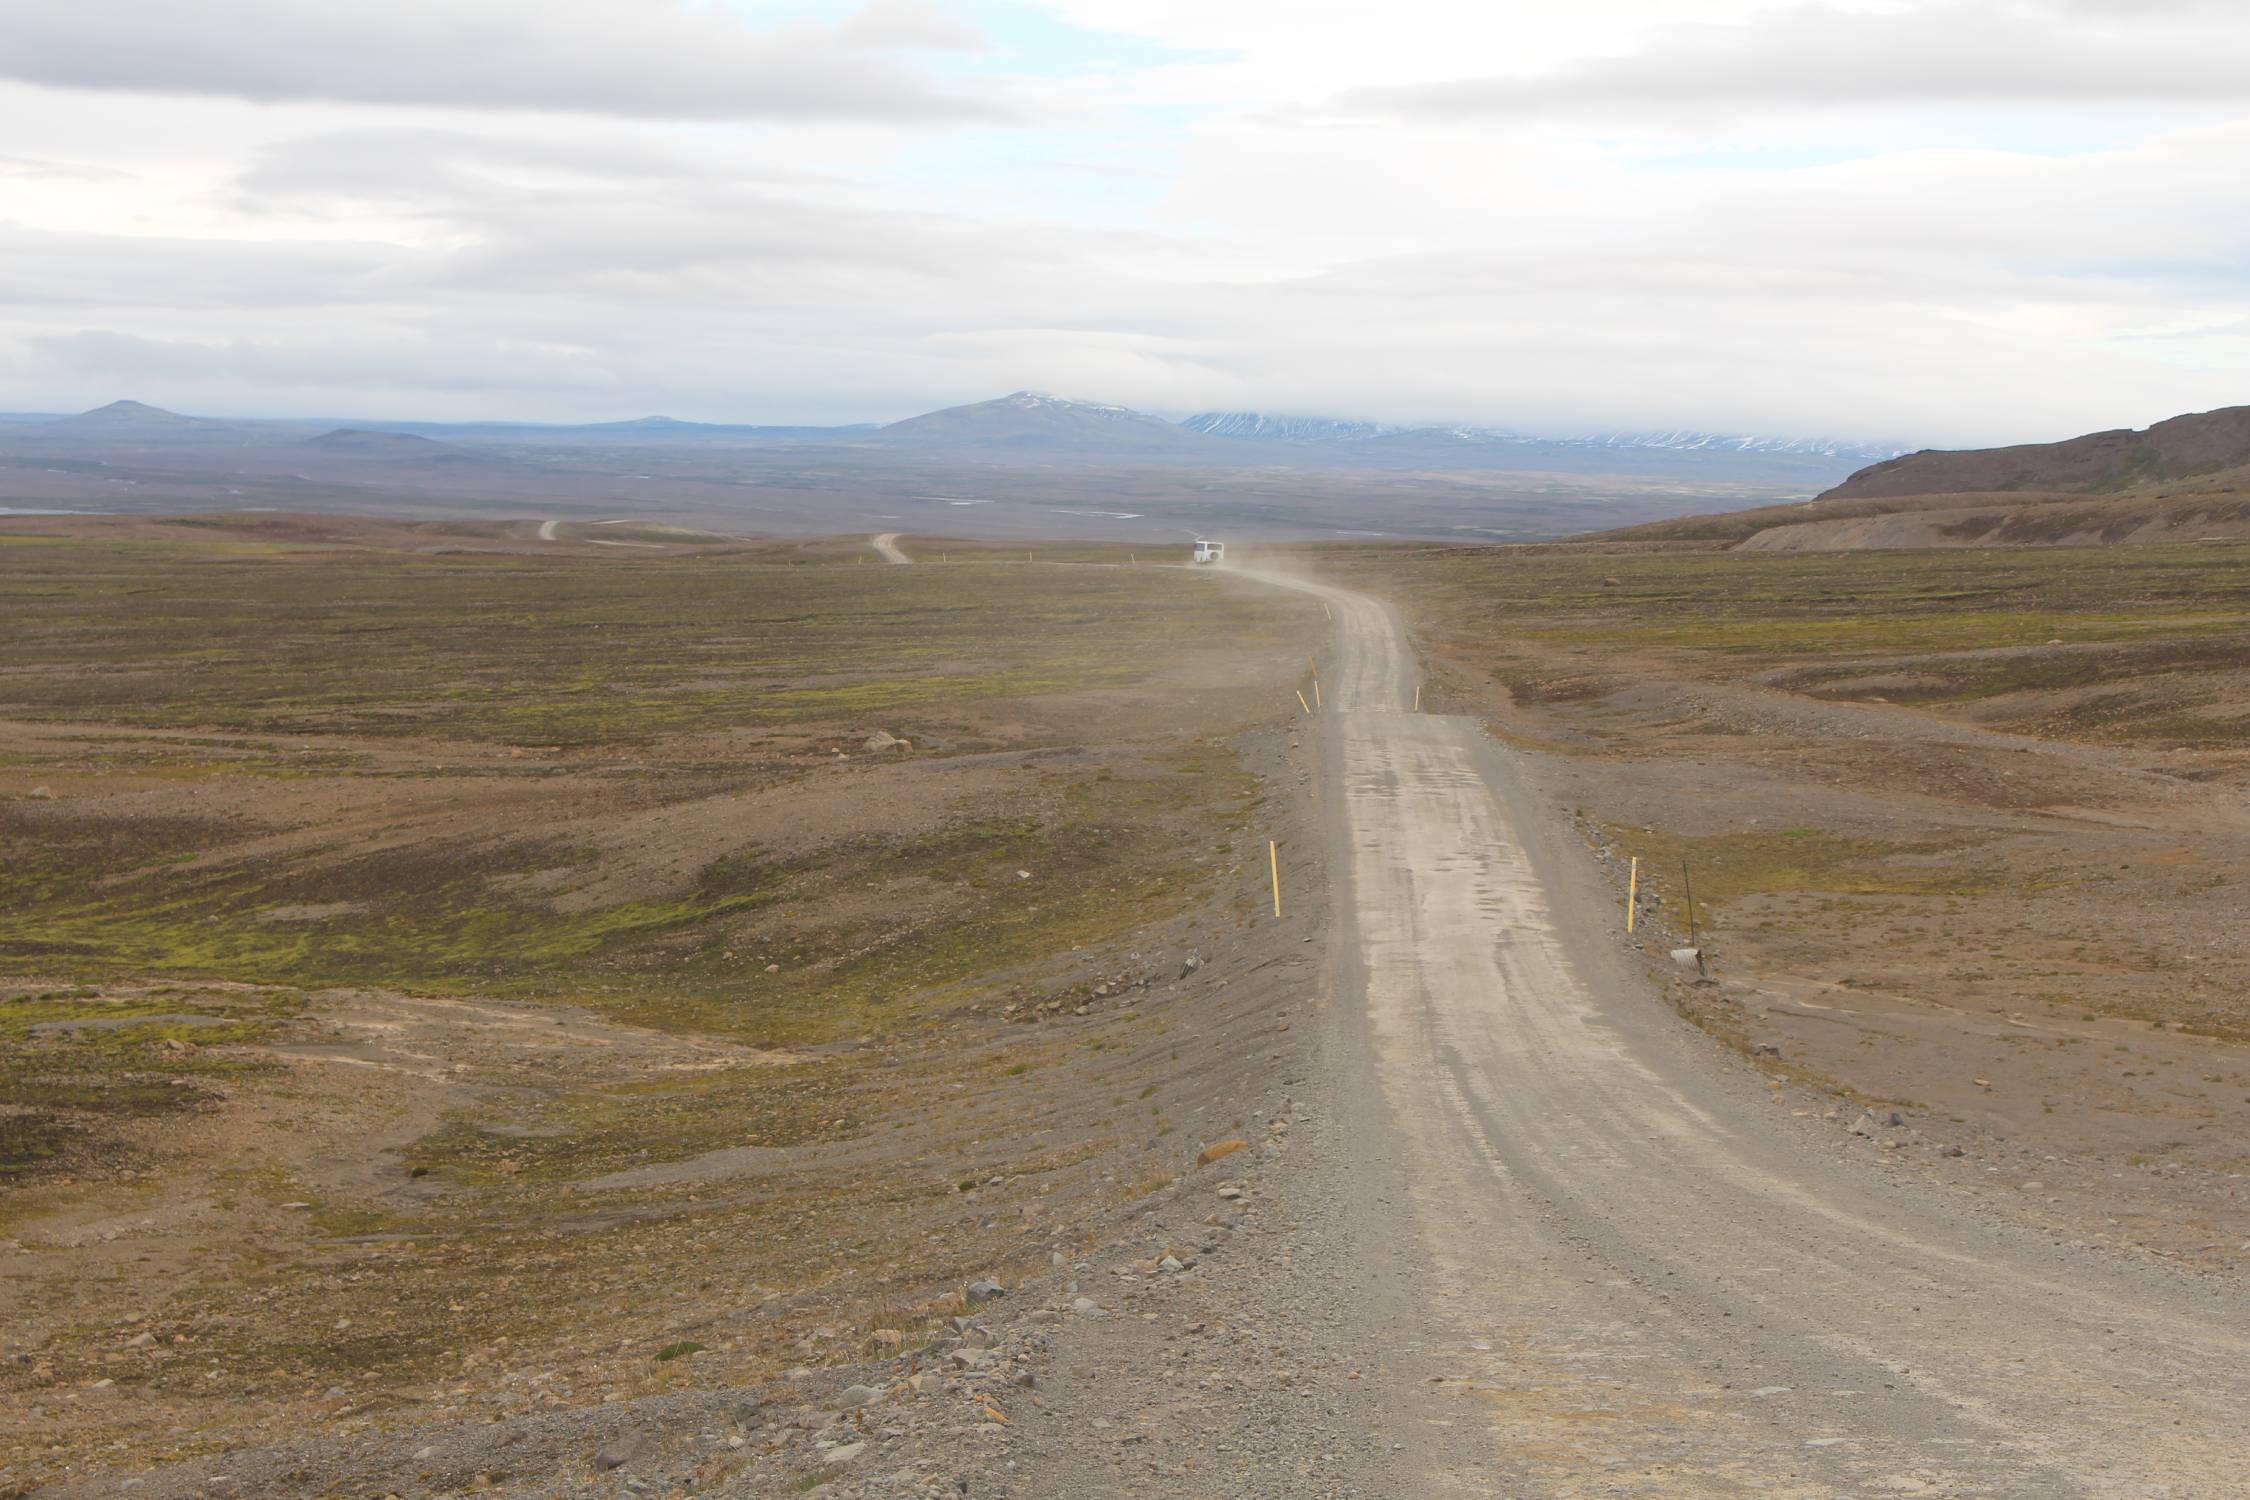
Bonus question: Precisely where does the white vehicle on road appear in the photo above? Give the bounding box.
[1192,539,1225,565]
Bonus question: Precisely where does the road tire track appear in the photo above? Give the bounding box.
[1243,564,2250,1498]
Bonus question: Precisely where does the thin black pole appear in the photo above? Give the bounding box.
[1680,859,1699,948]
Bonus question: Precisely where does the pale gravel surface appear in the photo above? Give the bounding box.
[1225,564,2250,1499]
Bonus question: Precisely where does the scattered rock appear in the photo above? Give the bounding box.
[965,1279,1006,1305]
[596,1431,647,1471]
[824,1441,866,1466]
[836,1384,885,1409]
[27,786,54,799]
[862,731,906,752]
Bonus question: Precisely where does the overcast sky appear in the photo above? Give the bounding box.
[4,0,2248,442]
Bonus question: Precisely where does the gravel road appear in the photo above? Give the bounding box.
[1243,565,2250,1498]
[872,532,911,564]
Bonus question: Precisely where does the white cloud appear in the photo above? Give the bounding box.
[1325,3,2250,123]
[0,0,2247,443]
[0,0,1015,122]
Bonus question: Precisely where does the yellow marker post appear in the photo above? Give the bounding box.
[1295,689,1312,716]
[1269,840,1282,918]
[1626,857,1639,933]
[1313,677,1322,708]
[1414,683,1422,713]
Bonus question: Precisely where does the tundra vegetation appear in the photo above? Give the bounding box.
[0,528,1317,1485]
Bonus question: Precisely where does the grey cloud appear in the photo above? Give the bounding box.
[31,327,634,397]
[5,119,2247,442]
[838,0,989,53]
[0,224,395,309]
[0,0,1017,123]
[0,152,129,181]
[1328,3,2250,122]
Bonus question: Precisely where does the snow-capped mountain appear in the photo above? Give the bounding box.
[1181,410,1899,464]
[1568,431,1904,463]
[1181,411,1400,443]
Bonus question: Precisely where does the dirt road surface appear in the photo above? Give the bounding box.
[872,531,911,564]
[1248,564,2250,1498]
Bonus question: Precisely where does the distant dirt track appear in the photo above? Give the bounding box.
[871,532,910,564]
[1245,563,2250,1496]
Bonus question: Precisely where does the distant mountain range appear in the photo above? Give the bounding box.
[0,395,1907,539]
[1186,409,1900,465]
[299,429,501,468]
[865,395,1899,481]
[7,394,1899,473]
[865,391,1207,454]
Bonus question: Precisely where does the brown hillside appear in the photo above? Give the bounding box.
[1583,406,2250,550]
[1827,403,2250,500]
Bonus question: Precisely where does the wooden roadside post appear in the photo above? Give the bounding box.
[1313,677,1322,708]
[1270,840,1282,919]
[1626,857,1639,933]
[1414,683,1422,712]
[1295,689,1312,716]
